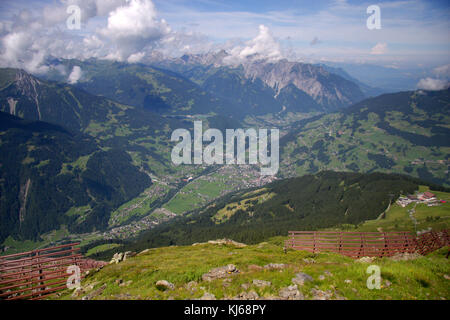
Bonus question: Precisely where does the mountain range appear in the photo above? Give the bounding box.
[0,53,449,246]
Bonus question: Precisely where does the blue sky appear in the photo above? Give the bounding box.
[0,0,449,71]
[152,0,450,66]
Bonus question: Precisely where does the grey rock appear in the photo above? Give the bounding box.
[252,279,271,288]
[263,263,286,270]
[81,284,106,300]
[279,285,304,300]
[292,272,313,286]
[356,256,376,263]
[199,292,216,300]
[310,288,333,300]
[155,280,175,291]
[202,264,239,281]
[234,290,259,300]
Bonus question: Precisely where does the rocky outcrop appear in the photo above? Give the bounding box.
[202,264,239,282]
[109,251,136,264]
[233,291,259,300]
[252,279,271,288]
[192,239,247,248]
[279,285,304,300]
[263,263,286,270]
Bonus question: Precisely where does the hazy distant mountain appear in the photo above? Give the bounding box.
[155,51,367,111]
[315,63,386,98]
[323,62,423,92]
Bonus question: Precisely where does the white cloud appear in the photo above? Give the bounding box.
[433,64,450,78]
[97,0,170,62]
[417,77,449,91]
[224,25,282,65]
[370,42,388,55]
[0,0,171,72]
[68,66,82,84]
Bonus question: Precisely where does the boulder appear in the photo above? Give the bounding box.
[109,252,124,264]
[356,256,376,263]
[263,263,286,270]
[123,251,136,261]
[310,288,333,300]
[199,292,216,300]
[155,280,175,291]
[252,279,271,288]
[279,285,304,300]
[233,290,259,300]
[81,284,106,300]
[292,272,313,286]
[186,281,198,292]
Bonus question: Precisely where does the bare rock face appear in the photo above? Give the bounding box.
[202,264,239,282]
[242,59,365,109]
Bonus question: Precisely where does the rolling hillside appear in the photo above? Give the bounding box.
[280,89,450,186]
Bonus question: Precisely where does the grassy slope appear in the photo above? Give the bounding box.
[57,186,450,301]
[59,238,450,300]
[331,186,450,233]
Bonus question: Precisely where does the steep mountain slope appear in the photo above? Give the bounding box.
[280,89,450,186]
[0,111,151,242]
[0,68,249,243]
[0,68,191,178]
[242,59,366,110]
[315,63,385,98]
[45,59,225,115]
[200,67,322,116]
[155,52,366,111]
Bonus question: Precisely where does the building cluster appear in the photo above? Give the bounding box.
[396,191,445,208]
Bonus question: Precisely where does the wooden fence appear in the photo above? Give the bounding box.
[0,243,106,300]
[285,230,449,258]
